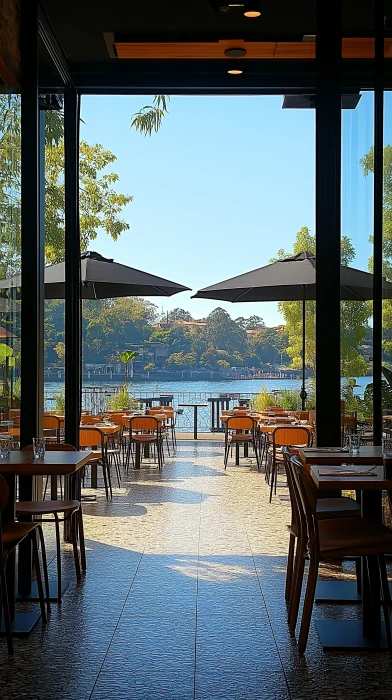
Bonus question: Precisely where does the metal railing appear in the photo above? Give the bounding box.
[44,387,259,433]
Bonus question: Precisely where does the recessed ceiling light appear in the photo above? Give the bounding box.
[228,69,243,75]
[244,1,261,18]
[224,47,247,58]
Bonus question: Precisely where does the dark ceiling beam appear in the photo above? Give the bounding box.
[38,58,392,94]
[38,3,73,86]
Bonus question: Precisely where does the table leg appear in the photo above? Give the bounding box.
[194,406,198,440]
[144,443,150,459]
[244,440,249,458]
[90,463,98,489]
[17,474,33,597]
[235,442,240,466]
[51,474,58,500]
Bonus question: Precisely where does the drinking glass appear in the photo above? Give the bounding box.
[0,435,12,458]
[33,437,46,459]
[348,434,360,454]
[382,437,392,459]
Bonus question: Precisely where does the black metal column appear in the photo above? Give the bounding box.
[64,89,81,447]
[315,0,342,446]
[20,0,44,449]
[18,0,44,597]
[373,1,384,445]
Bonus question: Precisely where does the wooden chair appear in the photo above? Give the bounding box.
[282,447,361,624]
[224,416,261,471]
[290,454,392,654]
[18,444,86,603]
[43,414,61,442]
[149,406,177,449]
[0,474,48,654]
[126,416,164,470]
[268,426,311,502]
[79,427,112,500]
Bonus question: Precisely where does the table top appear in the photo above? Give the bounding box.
[83,423,120,434]
[261,423,312,433]
[299,446,383,465]
[178,403,208,407]
[310,464,392,491]
[0,450,92,475]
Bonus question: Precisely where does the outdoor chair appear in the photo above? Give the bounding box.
[149,406,177,449]
[224,416,261,471]
[341,414,357,446]
[290,454,392,654]
[267,426,311,502]
[126,416,164,470]
[0,474,48,654]
[43,414,61,443]
[282,447,361,626]
[18,443,86,603]
[79,427,112,500]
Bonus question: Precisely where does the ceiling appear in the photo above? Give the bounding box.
[37,0,392,93]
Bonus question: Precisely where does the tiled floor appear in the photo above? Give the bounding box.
[1,441,392,699]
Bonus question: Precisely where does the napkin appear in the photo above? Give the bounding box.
[319,469,377,477]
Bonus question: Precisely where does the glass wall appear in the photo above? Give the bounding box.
[382,91,392,429]
[340,90,374,432]
[0,94,21,425]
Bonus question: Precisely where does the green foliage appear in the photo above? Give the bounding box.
[362,381,392,417]
[131,96,170,136]
[107,384,138,411]
[275,226,371,377]
[251,386,274,411]
[167,308,193,322]
[205,308,247,355]
[52,387,65,413]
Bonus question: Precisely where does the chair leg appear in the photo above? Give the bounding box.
[285,533,296,602]
[31,532,47,624]
[54,514,62,603]
[77,507,87,572]
[288,535,306,631]
[0,556,13,654]
[378,554,392,652]
[37,526,51,613]
[71,513,81,582]
[298,557,319,654]
[269,461,276,502]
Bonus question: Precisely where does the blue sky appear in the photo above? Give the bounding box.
[80,92,385,326]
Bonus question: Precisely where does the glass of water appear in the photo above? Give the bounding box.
[349,434,360,454]
[0,435,12,458]
[32,437,46,459]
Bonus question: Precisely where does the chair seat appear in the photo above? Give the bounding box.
[316,497,361,519]
[16,500,80,516]
[131,434,160,443]
[319,517,392,558]
[2,521,38,546]
[230,434,254,442]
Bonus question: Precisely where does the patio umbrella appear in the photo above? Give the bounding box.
[193,251,392,409]
[0,251,190,299]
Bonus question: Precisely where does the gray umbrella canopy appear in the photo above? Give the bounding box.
[192,251,392,302]
[0,251,190,299]
[193,251,392,410]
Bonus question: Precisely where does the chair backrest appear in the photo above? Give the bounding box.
[266,406,283,412]
[128,416,160,433]
[79,428,105,448]
[282,446,301,534]
[226,416,256,431]
[272,426,311,448]
[233,406,248,411]
[22,442,76,451]
[43,415,61,430]
[290,454,319,556]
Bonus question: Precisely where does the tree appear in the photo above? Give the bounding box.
[205,308,247,355]
[119,350,139,383]
[275,226,371,377]
[0,96,133,269]
[361,144,392,364]
[167,308,193,322]
[235,315,264,330]
[131,96,170,136]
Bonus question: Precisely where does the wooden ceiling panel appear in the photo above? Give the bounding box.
[114,38,392,61]
[115,40,276,60]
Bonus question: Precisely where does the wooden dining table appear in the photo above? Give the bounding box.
[309,463,392,650]
[299,445,383,466]
[0,450,92,636]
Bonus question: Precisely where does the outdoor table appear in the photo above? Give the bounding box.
[0,450,91,635]
[309,463,392,650]
[179,403,208,439]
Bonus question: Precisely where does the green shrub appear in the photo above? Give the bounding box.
[107,384,138,411]
[52,387,65,413]
[251,386,274,411]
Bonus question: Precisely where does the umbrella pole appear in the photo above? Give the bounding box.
[300,292,307,411]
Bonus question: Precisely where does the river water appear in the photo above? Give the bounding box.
[44,376,372,398]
